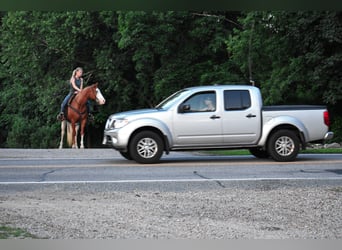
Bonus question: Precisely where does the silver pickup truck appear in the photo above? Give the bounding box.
[103,85,333,163]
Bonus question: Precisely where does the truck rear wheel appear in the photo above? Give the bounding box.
[129,131,164,164]
[267,130,300,162]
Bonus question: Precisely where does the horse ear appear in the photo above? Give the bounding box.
[94,82,98,88]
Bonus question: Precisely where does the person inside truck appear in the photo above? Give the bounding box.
[201,95,215,111]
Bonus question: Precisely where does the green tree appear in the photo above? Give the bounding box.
[0,11,106,147]
[227,11,342,107]
[228,11,342,141]
[2,11,339,147]
[116,11,242,104]
[2,11,242,147]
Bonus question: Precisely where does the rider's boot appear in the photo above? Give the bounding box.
[57,112,65,121]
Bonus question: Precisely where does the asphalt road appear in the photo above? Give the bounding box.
[1,149,342,191]
[1,149,342,239]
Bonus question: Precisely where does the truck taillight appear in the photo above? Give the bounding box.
[324,111,330,127]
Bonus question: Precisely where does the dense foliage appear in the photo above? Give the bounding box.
[0,11,341,148]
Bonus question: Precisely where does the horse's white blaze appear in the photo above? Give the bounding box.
[96,88,106,105]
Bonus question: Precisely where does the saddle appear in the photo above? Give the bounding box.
[68,93,77,106]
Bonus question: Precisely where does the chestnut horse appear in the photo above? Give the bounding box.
[59,83,105,149]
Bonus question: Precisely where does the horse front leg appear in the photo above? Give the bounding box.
[80,119,87,149]
[80,136,84,149]
[71,122,78,149]
[59,120,66,149]
[76,123,80,149]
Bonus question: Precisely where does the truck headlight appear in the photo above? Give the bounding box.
[109,119,128,129]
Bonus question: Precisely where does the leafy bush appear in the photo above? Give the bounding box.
[330,116,342,143]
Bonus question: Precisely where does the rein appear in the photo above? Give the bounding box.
[68,104,87,117]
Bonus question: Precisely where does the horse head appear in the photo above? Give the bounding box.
[95,83,106,105]
[89,83,106,105]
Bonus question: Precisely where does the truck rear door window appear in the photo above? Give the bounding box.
[224,90,251,110]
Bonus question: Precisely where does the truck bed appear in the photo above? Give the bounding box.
[263,105,326,111]
[262,105,328,142]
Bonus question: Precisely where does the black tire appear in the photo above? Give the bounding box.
[249,147,269,159]
[267,130,300,162]
[119,151,133,160]
[129,131,164,164]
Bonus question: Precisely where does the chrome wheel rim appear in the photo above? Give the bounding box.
[137,138,158,158]
[275,136,295,156]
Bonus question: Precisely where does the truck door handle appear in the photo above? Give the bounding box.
[246,114,256,118]
[210,115,221,120]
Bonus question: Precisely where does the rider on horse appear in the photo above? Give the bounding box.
[57,67,94,122]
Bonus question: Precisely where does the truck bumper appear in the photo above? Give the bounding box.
[324,131,334,140]
[102,129,128,151]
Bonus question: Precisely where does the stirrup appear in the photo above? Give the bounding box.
[88,113,95,122]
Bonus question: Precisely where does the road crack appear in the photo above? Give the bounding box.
[193,171,225,188]
[39,170,56,182]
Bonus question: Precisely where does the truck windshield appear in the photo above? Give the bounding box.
[155,89,190,110]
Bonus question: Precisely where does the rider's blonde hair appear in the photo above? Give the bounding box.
[70,67,83,83]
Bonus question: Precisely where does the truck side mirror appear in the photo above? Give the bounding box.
[179,104,191,113]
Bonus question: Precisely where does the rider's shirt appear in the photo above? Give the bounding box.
[69,78,82,93]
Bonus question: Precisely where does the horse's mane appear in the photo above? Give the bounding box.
[73,83,98,104]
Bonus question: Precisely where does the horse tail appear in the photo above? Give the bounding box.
[67,122,73,147]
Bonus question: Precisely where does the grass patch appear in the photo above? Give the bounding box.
[0,225,37,239]
[300,148,342,154]
[200,149,250,156]
[201,148,342,156]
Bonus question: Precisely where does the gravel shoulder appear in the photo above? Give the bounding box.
[1,186,342,239]
[0,149,342,239]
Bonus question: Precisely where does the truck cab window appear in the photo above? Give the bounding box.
[224,90,251,110]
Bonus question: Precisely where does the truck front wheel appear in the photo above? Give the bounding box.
[119,151,133,160]
[267,130,300,162]
[129,131,164,164]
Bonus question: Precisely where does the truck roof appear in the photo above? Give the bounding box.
[184,84,259,91]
